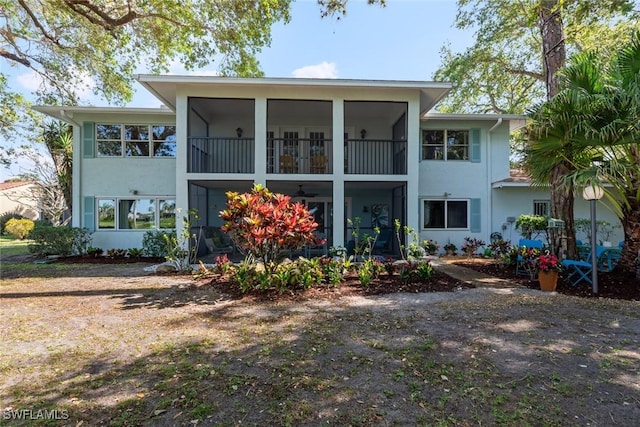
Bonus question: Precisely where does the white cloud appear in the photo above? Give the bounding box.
[291,62,338,79]
[16,68,96,103]
[16,71,42,92]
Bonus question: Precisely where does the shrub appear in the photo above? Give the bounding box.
[127,248,143,258]
[28,225,92,256]
[87,247,104,257]
[461,237,486,258]
[107,248,128,259]
[515,214,548,241]
[142,230,174,257]
[0,211,25,234]
[320,256,344,286]
[220,184,322,270]
[5,218,34,239]
[415,261,433,281]
[488,239,511,259]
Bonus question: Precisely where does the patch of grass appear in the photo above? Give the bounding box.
[0,236,31,257]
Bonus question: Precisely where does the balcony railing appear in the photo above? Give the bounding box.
[345,139,407,175]
[187,136,407,175]
[188,137,255,173]
[267,138,333,174]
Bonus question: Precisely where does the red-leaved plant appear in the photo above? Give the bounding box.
[220,184,324,270]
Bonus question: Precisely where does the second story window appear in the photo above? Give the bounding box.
[422,130,470,161]
[97,124,176,157]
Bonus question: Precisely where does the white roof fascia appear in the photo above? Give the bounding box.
[33,105,175,123]
[423,112,528,131]
[136,74,453,90]
[136,74,453,113]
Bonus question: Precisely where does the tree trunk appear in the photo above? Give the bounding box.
[618,198,640,273]
[539,0,566,100]
[540,0,575,257]
[550,163,577,259]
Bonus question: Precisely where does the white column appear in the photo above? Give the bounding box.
[254,97,267,186]
[406,98,421,244]
[332,99,345,247]
[175,91,189,244]
[72,125,81,227]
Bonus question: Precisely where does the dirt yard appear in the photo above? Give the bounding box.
[1,260,639,426]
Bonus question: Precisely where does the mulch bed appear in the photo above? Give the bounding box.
[451,259,640,301]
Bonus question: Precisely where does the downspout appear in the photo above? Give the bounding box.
[487,118,503,240]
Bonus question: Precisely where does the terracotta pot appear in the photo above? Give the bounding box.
[538,270,559,292]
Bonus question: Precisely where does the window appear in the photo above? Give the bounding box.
[96,124,176,157]
[153,125,177,157]
[533,200,550,216]
[422,130,469,160]
[423,199,469,229]
[98,199,115,229]
[96,198,175,230]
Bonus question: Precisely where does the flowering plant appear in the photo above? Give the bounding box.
[461,237,486,258]
[421,239,440,255]
[518,246,541,280]
[537,251,562,272]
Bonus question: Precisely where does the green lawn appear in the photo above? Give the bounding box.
[0,235,31,258]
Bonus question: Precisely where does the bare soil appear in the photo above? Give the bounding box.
[1,257,639,426]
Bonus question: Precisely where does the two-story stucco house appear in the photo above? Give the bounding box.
[33,76,624,254]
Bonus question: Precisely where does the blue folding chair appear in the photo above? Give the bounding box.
[515,239,544,276]
[562,258,593,287]
[562,247,610,287]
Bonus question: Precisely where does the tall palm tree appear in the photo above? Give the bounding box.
[526,32,640,272]
[523,51,606,259]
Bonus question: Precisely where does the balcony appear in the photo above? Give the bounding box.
[188,137,255,174]
[187,136,408,175]
[345,139,406,175]
[267,138,333,174]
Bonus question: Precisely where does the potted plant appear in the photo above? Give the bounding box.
[537,251,562,291]
[421,239,440,255]
[443,242,457,255]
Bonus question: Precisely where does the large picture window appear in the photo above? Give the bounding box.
[96,198,175,230]
[97,124,176,157]
[422,130,469,161]
[423,199,469,229]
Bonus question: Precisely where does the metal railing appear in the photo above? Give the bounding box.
[267,138,333,174]
[345,139,407,175]
[188,137,255,173]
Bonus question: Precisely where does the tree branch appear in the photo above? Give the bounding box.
[0,49,30,67]
[506,68,545,81]
[17,0,61,45]
[63,0,138,30]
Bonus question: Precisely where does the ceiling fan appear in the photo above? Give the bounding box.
[291,185,318,198]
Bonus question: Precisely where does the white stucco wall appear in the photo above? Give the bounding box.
[71,110,176,250]
[417,119,512,248]
[492,187,624,245]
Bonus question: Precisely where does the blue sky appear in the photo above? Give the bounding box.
[2,0,472,179]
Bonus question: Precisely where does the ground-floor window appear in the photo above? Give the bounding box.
[97,198,175,230]
[422,199,469,229]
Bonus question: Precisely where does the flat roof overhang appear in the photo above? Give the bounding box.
[136,75,453,115]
